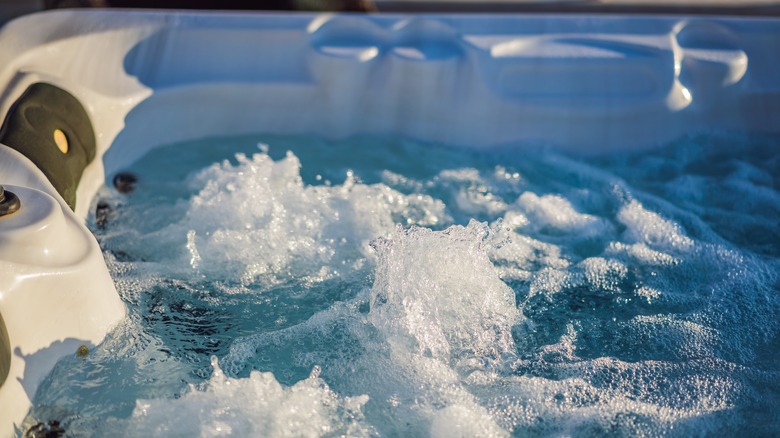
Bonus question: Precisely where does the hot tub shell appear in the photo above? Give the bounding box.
[0,9,779,436]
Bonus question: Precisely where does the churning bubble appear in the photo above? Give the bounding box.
[116,357,372,437]
[27,135,779,437]
[368,221,520,362]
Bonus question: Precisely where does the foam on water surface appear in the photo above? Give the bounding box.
[24,134,780,437]
[122,358,371,438]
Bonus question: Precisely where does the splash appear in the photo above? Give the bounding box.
[117,358,371,437]
[27,134,780,437]
[368,221,519,362]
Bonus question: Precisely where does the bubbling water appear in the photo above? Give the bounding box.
[120,358,371,438]
[368,222,520,362]
[25,134,780,437]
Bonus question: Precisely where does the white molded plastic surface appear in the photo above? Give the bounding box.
[0,149,126,436]
[0,11,778,191]
[0,186,88,267]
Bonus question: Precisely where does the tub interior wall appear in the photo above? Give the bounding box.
[3,11,773,179]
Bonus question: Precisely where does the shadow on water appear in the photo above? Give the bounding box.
[15,339,95,402]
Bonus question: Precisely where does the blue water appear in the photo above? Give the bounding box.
[24,134,780,436]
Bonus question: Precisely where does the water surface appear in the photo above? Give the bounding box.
[24,134,780,437]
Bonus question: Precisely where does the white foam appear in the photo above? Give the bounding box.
[617,199,693,251]
[178,151,446,283]
[514,192,610,238]
[368,220,520,361]
[118,358,371,437]
[579,257,628,293]
[604,241,677,267]
[526,266,569,300]
[488,219,570,284]
[430,404,508,438]
[434,168,508,217]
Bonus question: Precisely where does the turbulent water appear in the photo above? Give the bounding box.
[24,134,780,437]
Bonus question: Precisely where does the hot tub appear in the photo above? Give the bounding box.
[0,9,778,436]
